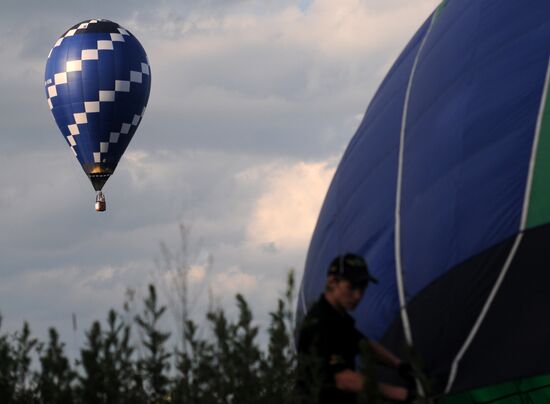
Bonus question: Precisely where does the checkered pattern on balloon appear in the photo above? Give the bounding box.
[45,19,151,196]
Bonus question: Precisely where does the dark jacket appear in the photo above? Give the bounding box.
[295,295,365,404]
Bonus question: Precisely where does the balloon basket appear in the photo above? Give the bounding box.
[95,191,106,212]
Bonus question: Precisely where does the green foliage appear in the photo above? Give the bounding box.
[36,328,76,404]
[0,319,40,404]
[78,321,103,403]
[172,317,215,404]
[260,271,297,404]
[0,273,299,404]
[13,322,38,403]
[0,314,17,403]
[136,285,171,402]
[78,310,144,404]
[104,310,144,403]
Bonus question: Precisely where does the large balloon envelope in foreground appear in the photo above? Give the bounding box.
[44,19,151,210]
[299,0,550,401]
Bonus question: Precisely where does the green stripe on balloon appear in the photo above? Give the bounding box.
[526,62,550,229]
[439,374,550,403]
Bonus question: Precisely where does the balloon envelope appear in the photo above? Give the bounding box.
[45,19,151,190]
[299,0,550,400]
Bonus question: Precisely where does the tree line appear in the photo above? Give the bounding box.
[0,272,297,404]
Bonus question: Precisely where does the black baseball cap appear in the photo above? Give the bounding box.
[327,253,379,286]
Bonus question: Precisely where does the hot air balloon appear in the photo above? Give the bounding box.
[45,19,151,211]
[298,0,550,401]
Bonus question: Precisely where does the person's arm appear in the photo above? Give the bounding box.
[368,339,417,394]
[334,370,409,401]
[368,339,402,368]
[378,382,409,401]
[334,369,363,391]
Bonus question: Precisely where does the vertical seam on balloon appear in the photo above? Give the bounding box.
[395,12,437,349]
[300,281,307,313]
[444,233,523,393]
[521,56,550,230]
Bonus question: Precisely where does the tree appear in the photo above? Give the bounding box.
[104,309,144,403]
[206,294,263,404]
[0,270,301,404]
[78,321,105,403]
[12,322,38,403]
[172,317,217,404]
[135,285,171,402]
[261,271,297,404]
[36,328,75,404]
[0,314,17,403]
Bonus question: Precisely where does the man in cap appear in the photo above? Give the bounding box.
[296,253,415,403]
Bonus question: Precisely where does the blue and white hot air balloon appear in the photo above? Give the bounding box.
[45,19,151,211]
[299,0,550,401]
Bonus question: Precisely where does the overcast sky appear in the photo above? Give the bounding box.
[0,0,438,347]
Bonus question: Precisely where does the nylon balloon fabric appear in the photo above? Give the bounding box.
[44,19,151,191]
[299,0,550,398]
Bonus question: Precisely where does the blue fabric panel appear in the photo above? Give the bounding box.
[82,78,99,102]
[400,0,480,298]
[67,74,83,105]
[67,37,83,61]
[86,111,101,136]
[114,43,130,80]
[98,51,115,90]
[54,79,69,104]
[80,35,98,51]
[402,0,550,297]
[58,104,74,134]
[301,0,550,342]
[99,101,114,139]
[52,43,68,73]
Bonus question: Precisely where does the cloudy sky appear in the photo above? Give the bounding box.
[0,0,438,346]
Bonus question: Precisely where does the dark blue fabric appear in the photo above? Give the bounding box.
[300,0,550,342]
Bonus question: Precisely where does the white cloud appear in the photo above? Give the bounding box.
[135,0,439,158]
[143,0,438,60]
[189,264,207,283]
[212,266,258,295]
[282,0,438,56]
[246,158,336,253]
